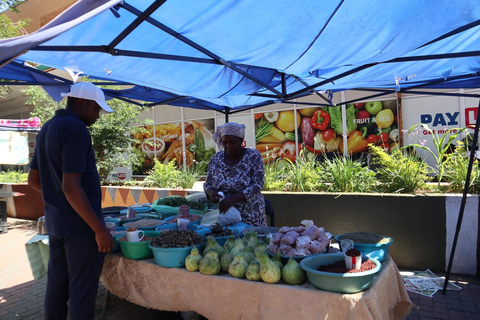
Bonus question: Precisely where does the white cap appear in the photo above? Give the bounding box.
[62,82,113,113]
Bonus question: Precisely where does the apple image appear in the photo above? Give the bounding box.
[365,101,383,115]
[353,103,365,109]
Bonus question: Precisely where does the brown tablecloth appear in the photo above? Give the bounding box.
[100,254,412,320]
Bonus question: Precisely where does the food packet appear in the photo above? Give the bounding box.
[177,218,189,231]
[280,231,300,246]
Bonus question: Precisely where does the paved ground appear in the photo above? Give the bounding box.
[1,218,479,320]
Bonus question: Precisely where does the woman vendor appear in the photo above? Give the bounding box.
[204,122,267,226]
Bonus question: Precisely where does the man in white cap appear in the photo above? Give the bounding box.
[28,82,114,320]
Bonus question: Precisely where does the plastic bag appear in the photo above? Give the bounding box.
[216,192,242,227]
[177,218,189,231]
[217,206,242,226]
[340,239,354,252]
[200,209,219,226]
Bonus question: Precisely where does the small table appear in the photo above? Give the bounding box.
[100,253,412,320]
[0,190,25,233]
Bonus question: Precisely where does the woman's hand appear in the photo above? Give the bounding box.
[207,190,221,204]
[219,192,246,213]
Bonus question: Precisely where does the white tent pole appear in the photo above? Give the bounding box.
[181,107,186,170]
[341,91,348,156]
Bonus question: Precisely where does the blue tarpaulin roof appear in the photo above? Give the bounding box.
[1,0,480,111]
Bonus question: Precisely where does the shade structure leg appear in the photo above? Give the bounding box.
[443,98,480,294]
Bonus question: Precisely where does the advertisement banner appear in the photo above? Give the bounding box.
[0,131,29,165]
[254,100,398,164]
[132,119,215,175]
[402,95,463,167]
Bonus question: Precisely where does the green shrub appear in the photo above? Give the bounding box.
[370,145,431,193]
[0,170,28,183]
[144,159,198,189]
[317,155,377,193]
[443,144,480,193]
[264,160,288,191]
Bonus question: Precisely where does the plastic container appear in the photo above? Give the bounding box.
[116,230,160,260]
[335,234,393,262]
[300,253,381,293]
[149,242,204,268]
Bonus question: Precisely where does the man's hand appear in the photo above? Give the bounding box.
[95,228,115,253]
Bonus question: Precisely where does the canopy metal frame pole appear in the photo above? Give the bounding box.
[225,108,230,123]
[443,98,480,294]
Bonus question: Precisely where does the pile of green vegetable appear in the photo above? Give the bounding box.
[155,196,206,211]
[184,231,306,285]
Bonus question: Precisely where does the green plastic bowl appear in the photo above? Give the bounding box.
[335,234,393,262]
[300,253,381,293]
[116,230,160,260]
[149,242,204,268]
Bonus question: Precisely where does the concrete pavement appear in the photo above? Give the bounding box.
[1,218,479,320]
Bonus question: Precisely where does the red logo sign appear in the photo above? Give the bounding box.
[465,107,478,129]
[118,173,126,180]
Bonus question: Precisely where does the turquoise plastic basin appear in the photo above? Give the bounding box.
[116,230,160,260]
[149,242,204,268]
[335,234,393,262]
[300,253,381,294]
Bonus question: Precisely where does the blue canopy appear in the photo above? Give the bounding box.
[1,0,480,111]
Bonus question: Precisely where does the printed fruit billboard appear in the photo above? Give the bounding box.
[132,119,215,175]
[254,99,398,164]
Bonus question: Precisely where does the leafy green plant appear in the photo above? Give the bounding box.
[317,155,377,193]
[404,124,467,186]
[283,152,322,192]
[264,159,288,191]
[370,145,431,193]
[443,143,480,193]
[0,170,28,183]
[145,159,197,189]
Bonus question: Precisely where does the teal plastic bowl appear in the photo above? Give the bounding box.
[300,253,381,293]
[116,230,160,260]
[335,234,393,262]
[149,242,204,268]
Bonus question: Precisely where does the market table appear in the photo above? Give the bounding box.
[100,253,412,320]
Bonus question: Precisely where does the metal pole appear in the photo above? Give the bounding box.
[225,108,230,123]
[443,99,480,294]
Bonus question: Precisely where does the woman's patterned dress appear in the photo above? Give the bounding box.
[204,148,267,226]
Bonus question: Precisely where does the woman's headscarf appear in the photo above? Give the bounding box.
[212,122,246,149]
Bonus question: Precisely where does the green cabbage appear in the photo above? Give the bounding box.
[329,104,357,135]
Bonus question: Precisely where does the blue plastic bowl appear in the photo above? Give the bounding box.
[123,219,164,230]
[300,253,381,293]
[149,242,204,268]
[111,227,126,252]
[335,234,393,262]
